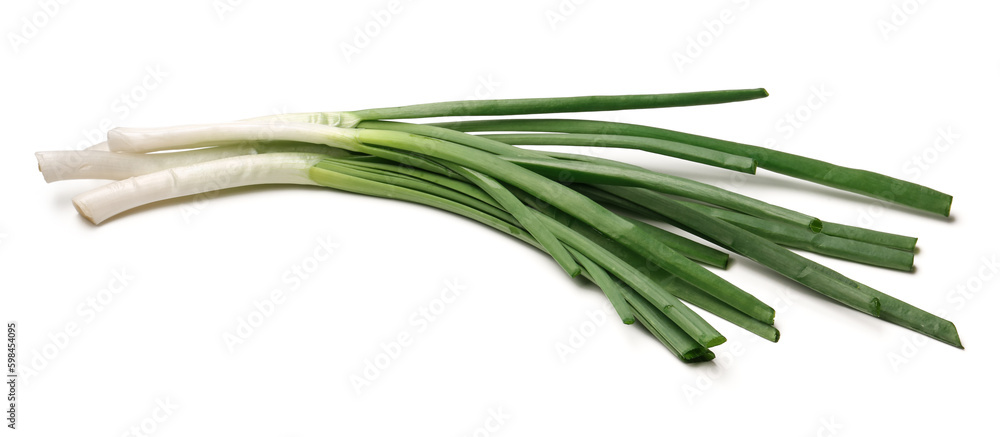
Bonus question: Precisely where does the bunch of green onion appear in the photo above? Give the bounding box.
[35,88,961,362]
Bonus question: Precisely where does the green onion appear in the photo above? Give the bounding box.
[438,163,583,277]
[353,129,774,329]
[579,184,913,271]
[499,154,823,231]
[315,159,512,222]
[623,217,730,269]
[323,131,733,346]
[327,158,751,340]
[432,118,953,216]
[310,160,725,347]
[674,200,915,271]
[480,133,757,174]
[622,285,712,360]
[520,194,779,341]
[569,248,636,325]
[37,87,964,364]
[632,309,716,362]
[595,185,961,348]
[818,221,918,252]
[348,88,770,121]
[358,121,758,174]
[356,120,540,158]
[538,149,917,251]
[598,186,883,314]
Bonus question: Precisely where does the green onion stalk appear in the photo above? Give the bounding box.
[34,89,963,363]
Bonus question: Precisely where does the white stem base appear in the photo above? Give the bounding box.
[37,143,343,182]
[108,122,362,153]
[73,153,325,224]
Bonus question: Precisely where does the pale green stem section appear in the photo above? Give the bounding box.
[72,153,325,224]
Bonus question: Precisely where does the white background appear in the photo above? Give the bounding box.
[2,0,998,435]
